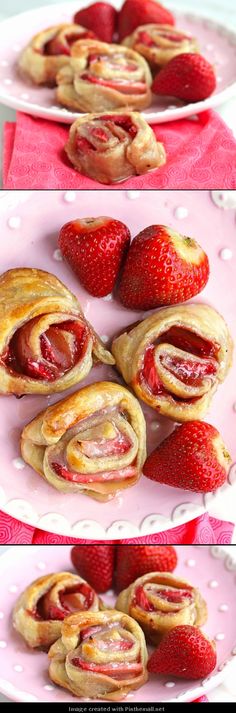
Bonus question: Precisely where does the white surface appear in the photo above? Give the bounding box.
[0,544,235,703]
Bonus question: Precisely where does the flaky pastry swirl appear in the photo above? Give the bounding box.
[48,610,148,700]
[123,24,198,67]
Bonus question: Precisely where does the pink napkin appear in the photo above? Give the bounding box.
[3,110,236,189]
[0,509,233,544]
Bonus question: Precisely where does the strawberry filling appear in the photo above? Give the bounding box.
[137,31,156,48]
[133,585,193,612]
[141,345,164,395]
[80,73,146,94]
[160,353,217,386]
[162,327,219,359]
[51,462,136,483]
[32,583,94,621]
[44,30,95,56]
[133,585,155,612]
[75,116,138,155]
[71,656,142,679]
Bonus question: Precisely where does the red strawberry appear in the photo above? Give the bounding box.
[143,421,231,494]
[118,0,175,41]
[152,53,216,102]
[74,2,118,43]
[71,545,115,593]
[192,698,209,704]
[118,225,209,310]
[59,217,130,298]
[147,626,217,679]
[115,545,177,592]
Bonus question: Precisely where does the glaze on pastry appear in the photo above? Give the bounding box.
[112,304,233,422]
[48,610,148,700]
[116,572,207,645]
[56,39,152,111]
[13,572,99,649]
[123,24,198,67]
[18,24,97,86]
[0,268,114,395]
[65,112,166,183]
[20,381,146,501]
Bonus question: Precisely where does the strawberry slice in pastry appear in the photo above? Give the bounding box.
[48,610,148,700]
[65,111,166,184]
[123,23,198,67]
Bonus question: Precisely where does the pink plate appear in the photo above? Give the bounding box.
[0,544,236,702]
[0,189,235,539]
[0,1,236,124]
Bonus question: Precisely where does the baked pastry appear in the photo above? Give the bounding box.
[18,24,97,86]
[123,24,198,68]
[0,268,114,396]
[20,381,146,501]
[112,304,233,422]
[56,39,152,111]
[48,610,148,700]
[13,572,99,649]
[116,572,207,645]
[65,111,166,183]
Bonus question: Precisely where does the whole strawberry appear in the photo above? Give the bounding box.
[59,216,130,298]
[116,545,177,592]
[143,421,231,493]
[192,698,209,704]
[119,0,175,41]
[118,225,209,310]
[147,625,217,679]
[71,544,115,593]
[74,2,118,43]
[152,53,216,102]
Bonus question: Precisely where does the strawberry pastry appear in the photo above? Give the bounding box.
[13,572,99,649]
[48,610,148,700]
[0,268,114,395]
[116,571,207,645]
[56,40,152,112]
[20,381,146,500]
[65,112,166,183]
[18,24,97,86]
[123,24,198,68]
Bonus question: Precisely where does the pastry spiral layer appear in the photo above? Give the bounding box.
[21,381,146,500]
[123,24,198,67]
[48,610,148,700]
[65,112,166,183]
[112,304,233,421]
[18,24,96,85]
[13,572,99,649]
[56,39,152,111]
[116,572,207,645]
[0,268,114,395]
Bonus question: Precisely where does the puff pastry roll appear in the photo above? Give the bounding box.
[0,268,114,396]
[48,610,148,700]
[56,39,152,111]
[123,24,198,68]
[65,112,166,183]
[18,24,97,86]
[21,381,146,501]
[116,572,207,645]
[112,304,233,422]
[13,572,99,649]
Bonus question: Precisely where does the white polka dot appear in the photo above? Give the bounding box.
[14,665,23,672]
[9,585,18,593]
[150,421,160,431]
[217,76,223,83]
[12,457,25,470]
[126,191,140,200]
[101,334,109,343]
[186,559,196,567]
[208,580,219,588]
[44,685,54,691]
[3,78,12,86]
[0,612,4,619]
[215,633,225,641]
[8,217,21,230]
[0,60,9,67]
[206,43,214,50]
[63,191,76,203]
[102,293,113,301]
[13,44,21,52]
[174,206,189,219]
[20,92,30,100]
[165,682,176,688]
[219,604,229,612]
[37,561,46,571]
[0,641,7,648]
[53,248,63,261]
[219,248,233,260]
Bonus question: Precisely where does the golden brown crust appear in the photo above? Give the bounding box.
[65,111,166,184]
[20,381,146,501]
[48,610,148,700]
[112,303,233,422]
[0,268,114,395]
[123,24,198,67]
[56,40,152,111]
[116,572,208,645]
[13,572,100,649]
